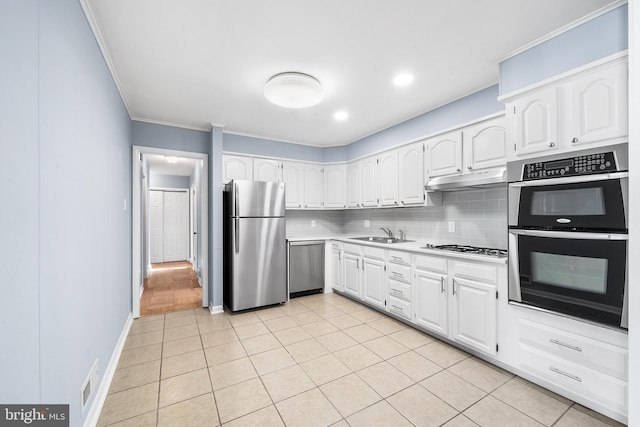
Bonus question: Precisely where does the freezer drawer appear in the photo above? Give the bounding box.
[288,241,325,297]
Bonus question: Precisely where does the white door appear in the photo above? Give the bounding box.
[463,116,507,171]
[425,131,463,177]
[415,270,448,336]
[282,161,305,209]
[324,164,347,208]
[191,185,198,268]
[398,142,424,205]
[360,157,378,207]
[253,158,282,182]
[378,150,399,206]
[450,277,497,356]
[347,162,361,208]
[150,190,163,264]
[163,191,189,262]
[343,253,361,298]
[362,257,386,309]
[222,155,253,182]
[510,87,560,157]
[304,164,324,208]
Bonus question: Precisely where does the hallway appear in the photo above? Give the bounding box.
[141,261,202,316]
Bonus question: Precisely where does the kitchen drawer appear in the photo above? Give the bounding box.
[362,245,385,260]
[452,260,497,284]
[330,241,342,250]
[518,343,627,414]
[343,243,362,255]
[388,263,411,284]
[415,254,447,273]
[388,278,411,302]
[388,250,410,265]
[518,317,628,380]
[387,295,411,320]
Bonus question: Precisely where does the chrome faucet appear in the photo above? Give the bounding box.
[380,227,393,238]
[398,229,405,242]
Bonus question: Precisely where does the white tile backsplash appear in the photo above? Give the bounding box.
[286,187,507,249]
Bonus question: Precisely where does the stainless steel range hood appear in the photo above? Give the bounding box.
[424,167,506,191]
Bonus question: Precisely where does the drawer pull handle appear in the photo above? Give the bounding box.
[391,288,403,296]
[391,305,403,312]
[392,272,404,277]
[549,339,582,352]
[549,366,582,383]
[391,256,404,261]
[440,276,445,293]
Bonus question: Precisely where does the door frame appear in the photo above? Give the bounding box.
[132,145,209,318]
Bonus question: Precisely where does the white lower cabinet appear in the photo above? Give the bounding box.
[342,244,362,299]
[362,247,386,309]
[414,255,448,336]
[330,242,343,292]
[387,250,412,320]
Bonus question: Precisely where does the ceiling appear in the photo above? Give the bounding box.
[84,0,617,147]
[145,153,198,176]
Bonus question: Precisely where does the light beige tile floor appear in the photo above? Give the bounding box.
[97,293,626,427]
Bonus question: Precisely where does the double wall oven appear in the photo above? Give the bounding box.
[507,144,629,329]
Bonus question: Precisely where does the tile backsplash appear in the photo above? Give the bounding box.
[286,187,507,249]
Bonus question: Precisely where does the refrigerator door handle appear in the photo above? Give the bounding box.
[234,182,239,217]
[235,218,240,253]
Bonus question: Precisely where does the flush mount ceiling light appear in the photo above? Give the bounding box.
[393,73,414,87]
[165,156,179,164]
[264,72,324,108]
[334,110,349,121]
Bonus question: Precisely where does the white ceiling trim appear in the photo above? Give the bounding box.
[78,0,133,120]
[131,116,224,133]
[499,0,627,62]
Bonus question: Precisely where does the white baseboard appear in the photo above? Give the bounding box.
[83,314,133,427]
[209,305,223,315]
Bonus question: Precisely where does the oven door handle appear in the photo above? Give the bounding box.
[508,171,628,187]
[509,229,628,240]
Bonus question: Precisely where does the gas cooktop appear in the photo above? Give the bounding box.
[421,244,507,258]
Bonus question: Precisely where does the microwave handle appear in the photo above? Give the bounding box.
[509,229,628,240]
[509,171,629,187]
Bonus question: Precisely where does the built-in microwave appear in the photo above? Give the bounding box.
[507,144,629,329]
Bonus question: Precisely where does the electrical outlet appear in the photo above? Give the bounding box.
[311,219,316,228]
[448,221,455,233]
[364,220,370,228]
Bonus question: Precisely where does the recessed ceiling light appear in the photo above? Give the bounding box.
[393,73,414,86]
[334,111,349,121]
[264,72,324,108]
[165,156,179,164]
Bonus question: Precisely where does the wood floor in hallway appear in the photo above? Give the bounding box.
[140,261,202,316]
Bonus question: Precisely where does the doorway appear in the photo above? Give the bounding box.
[131,146,209,318]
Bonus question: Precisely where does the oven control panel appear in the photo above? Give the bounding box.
[523,151,617,180]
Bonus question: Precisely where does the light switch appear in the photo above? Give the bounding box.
[124,198,127,211]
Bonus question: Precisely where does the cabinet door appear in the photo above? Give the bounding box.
[425,131,463,177]
[510,87,560,157]
[304,164,324,208]
[450,276,497,356]
[361,157,378,207]
[378,150,399,206]
[570,61,628,147]
[415,270,448,336]
[363,258,386,309]
[253,158,282,182]
[331,246,343,292]
[347,162,361,208]
[399,142,424,205]
[222,155,253,182]
[282,161,304,209]
[343,253,361,298]
[463,116,506,171]
[324,164,347,208]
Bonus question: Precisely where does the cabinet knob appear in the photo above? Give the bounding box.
[548,142,556,148]
[467,166,472,170]
[572,137,579,143]
[456,168,461,173]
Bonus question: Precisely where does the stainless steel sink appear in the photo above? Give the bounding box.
[350,236,414,244]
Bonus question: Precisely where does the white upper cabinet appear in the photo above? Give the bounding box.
[398,142,424,205]
[304,163,324,208]
[253,158,282,182]
[222,154,253,182]
[508,87,560,157]
[505,55,628,160]
[463,116,507,171]
[361,156,378,207]
[282,161,304,209]
[324,164,347,208]
[378,150,399,206]
[347,162,361,208]
[569,60,628,147]
[425,131,463,177]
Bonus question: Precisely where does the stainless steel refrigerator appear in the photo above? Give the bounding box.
[223,180,287,312]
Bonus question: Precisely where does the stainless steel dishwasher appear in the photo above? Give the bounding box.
[288,240,325,298]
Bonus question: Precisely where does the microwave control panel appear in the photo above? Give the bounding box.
[523,151,618,181]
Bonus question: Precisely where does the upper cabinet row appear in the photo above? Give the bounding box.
[503,56,628,160]
[223,115,506,210]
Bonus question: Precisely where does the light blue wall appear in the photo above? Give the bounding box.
[223,133,327,162]
[347,85,503,161]
[1,1,132,426]
[0,0,40,404]
[149,173,191,188]
[500,4,628,95]
[132,121,211,154]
